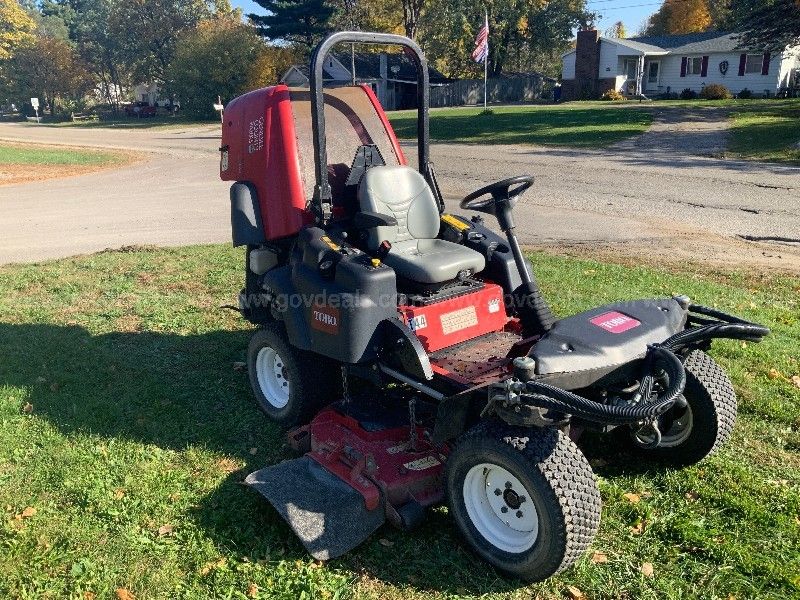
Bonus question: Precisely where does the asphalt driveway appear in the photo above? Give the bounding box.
[1,113,799,269]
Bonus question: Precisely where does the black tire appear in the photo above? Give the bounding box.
[246,322,341,426]
[635,349,737,466]
[445,421,601,581]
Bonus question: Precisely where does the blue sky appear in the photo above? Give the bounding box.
[232,0,658,39]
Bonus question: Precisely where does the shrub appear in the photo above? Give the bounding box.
[737,88,753,99]
[680,88,697,100]
[600,89,625,101]
[700,84,733,100]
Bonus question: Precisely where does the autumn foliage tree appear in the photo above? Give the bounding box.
[645,0,712,35]
[165,16,296,118]
[5,35,92,114]
[0,0,36,60]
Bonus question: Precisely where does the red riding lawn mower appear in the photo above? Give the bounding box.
[219,32,769,581]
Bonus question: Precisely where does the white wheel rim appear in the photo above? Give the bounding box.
[463,463,539,553]
[255,347,290,409]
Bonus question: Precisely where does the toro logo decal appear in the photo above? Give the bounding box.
[590,311,640,334]
[247,116,264,154]
[311,304,340,334]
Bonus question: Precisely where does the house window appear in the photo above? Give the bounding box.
[686,57,703,75]
[745,54,763,74]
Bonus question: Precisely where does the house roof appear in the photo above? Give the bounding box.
[604,37,669,55]
[282,52,449,84]
[628,31,743,54]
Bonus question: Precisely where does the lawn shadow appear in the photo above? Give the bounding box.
[0,322,534,594]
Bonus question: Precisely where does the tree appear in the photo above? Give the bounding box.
[166,16,280,118]
[5,34,91,114]
[420,0,591,78]
[604,21,626,38]
[249,0,334,48]
[730,0,800,50]
[645,0,712,35]
[0,0,36,59]
[108,0,225,83]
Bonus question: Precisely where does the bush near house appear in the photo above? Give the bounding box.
[680,88,697,100]
[600,89,625,101]
[737,88,753,99]
[700,83,733,100]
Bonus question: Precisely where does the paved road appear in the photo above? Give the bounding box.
[1,114,799,269]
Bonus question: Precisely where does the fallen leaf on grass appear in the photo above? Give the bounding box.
[19,506,36,519]
[565,585,585,599]
[623,492,641,504]
[378,538,394,547]
[791,375,800,389]
[685,491,699,502]
[84,592,96,600]
[641,562,654,577]
[115,589,135,600]
[49,382,60,392]
[22,402,33,414]
[246,582,258,598]
[233,362,247,372]
[591,551,608,564]
[249,447,258,456]
[200,558,227,576]
[157,524,174,537]
[113,489,126,500]
[36,376,47,383]
[768,368,782,380]
[630,521,645,535]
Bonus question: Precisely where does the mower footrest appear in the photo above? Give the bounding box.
[245,456,385,560]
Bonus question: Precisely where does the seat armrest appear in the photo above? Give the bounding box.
[353,211,398,229]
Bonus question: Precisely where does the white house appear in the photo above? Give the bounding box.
[561,29,800,99]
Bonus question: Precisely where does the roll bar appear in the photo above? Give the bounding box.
[309,31,431,224]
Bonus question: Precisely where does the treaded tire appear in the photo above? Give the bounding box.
[445,421,601,581]
[247,323,341,427]
[638,349,737,466]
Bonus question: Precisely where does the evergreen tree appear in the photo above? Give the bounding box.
[249,0,334,48]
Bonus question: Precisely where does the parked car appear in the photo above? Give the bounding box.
[124,102,158,118]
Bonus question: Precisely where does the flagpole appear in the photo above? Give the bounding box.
[483,9,488,110]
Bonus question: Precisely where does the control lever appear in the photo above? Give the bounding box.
[376,240,392,260]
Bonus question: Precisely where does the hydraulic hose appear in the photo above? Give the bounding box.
[522,346,687,425]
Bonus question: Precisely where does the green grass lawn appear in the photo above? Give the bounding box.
[388,104,653,147]
[728,100,800,164]
[0,142,127,166]
[0,245,798,599]
[22,115,215,130]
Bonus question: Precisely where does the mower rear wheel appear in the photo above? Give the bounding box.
[446,422,601,581]
[633,349,736,466]
[247,323,341,426]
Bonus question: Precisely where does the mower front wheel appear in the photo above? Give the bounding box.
[247,323,341,427]
[445,422,601,581]
[631,349,736,466]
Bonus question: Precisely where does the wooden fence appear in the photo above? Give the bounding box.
[429,75,553,107]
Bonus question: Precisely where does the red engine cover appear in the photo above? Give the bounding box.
[398,283,509,352]
[220,85,311,240]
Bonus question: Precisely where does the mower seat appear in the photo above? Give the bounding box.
[358,166,485,284]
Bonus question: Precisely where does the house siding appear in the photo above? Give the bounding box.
[598,40,619,77]
[656,52,782,95]
[562,52,576,80]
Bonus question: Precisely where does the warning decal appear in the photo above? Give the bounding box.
[440,306,478,335]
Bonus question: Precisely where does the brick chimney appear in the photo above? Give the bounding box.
[575,29,600,98]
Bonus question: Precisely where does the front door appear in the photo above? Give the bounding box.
[645,61,660,91]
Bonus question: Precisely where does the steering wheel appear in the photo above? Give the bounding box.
[460,175,535,214]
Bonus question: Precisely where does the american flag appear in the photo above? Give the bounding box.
[471,14,489,63]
